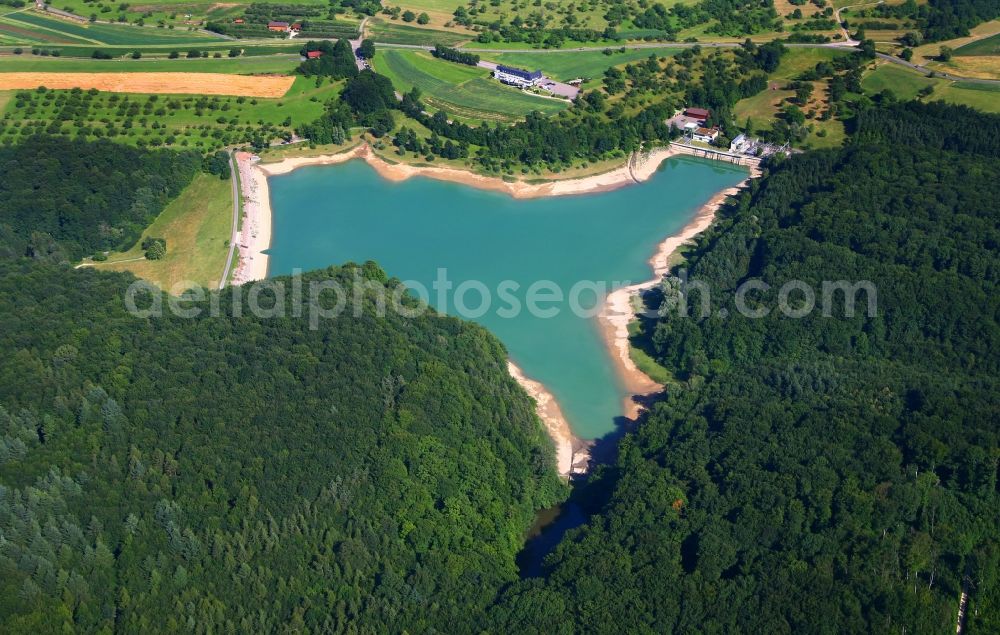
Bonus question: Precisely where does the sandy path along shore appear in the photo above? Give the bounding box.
[598,166,762,419]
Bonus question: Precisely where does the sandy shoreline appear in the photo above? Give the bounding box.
[234,141,753,475]
[232,152,273,285]
[598,166,762,419]
[257,143,682,199]
[508,362,591,477]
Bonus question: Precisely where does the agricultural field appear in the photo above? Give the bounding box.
[861,62,1000,113]
[94,172,234,290]
[954,31,1000,55]
[27,0,329,33]
[0,75,338,151]
[0,52,300,72]
[909,19,1000,61]
[0,14,96,44]
[891,19,1000,79]
[0,71,294,96]
[0,41,305,58]
[930,55,1000,80]
[375,49,568,122]
[367,19,471,46]
[3,10,224,45]
[484,46,681,82]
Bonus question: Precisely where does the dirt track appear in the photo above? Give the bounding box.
[0,72,294,97]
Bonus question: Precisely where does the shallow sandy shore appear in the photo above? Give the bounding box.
[598,164,762,419]
[232,152,272,285]
[242,142,747,473]
[259,144,682,199]
[508,362,590,477]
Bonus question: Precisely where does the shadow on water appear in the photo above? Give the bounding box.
[516,397,664,578]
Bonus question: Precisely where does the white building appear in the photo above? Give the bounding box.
[494,65,542,88]
[693,127,720,143]
[730,133,752,153]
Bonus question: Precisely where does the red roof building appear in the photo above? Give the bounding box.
[306,50,322,59]
[684,107,710,119]
[267,21,290,32]
[233,18,244,24]
[291,22,301,30]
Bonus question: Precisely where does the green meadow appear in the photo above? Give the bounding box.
[375,49,568,122]
[485,47,681,82]
[954,32,1000,55]
[95,171,234,290]
[368,19,471,46]
[861,63,1000,113]
[733,47,849,148]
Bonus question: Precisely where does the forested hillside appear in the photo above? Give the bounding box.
[488,103,1000,633]
[0,136,202,262]
[0,259,563,627]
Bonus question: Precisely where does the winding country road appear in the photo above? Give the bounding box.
[833,0,884,44]
[218,151,240,290]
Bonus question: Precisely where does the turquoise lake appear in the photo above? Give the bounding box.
[267,156,747,439]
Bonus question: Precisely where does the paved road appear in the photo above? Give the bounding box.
[349,16,370,71]
[218,151,240,290]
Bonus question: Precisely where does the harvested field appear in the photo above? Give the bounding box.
[0,72,294,96]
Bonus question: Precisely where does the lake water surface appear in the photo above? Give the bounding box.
[267,156,746,438]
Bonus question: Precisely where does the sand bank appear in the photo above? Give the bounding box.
[598,164,762,419]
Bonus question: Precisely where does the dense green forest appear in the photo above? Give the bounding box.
[0,262,564,632]
[0,138,565,631]
[487,102,1000,633]
[0,136,201,261]
[875,0,1000,42]
[2,97,999,632]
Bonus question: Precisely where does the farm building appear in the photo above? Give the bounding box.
[684,107,710,121]
[306,50,323,59]
[693,127,720,143]
[494,65,543,88]
[267,21,290,32]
